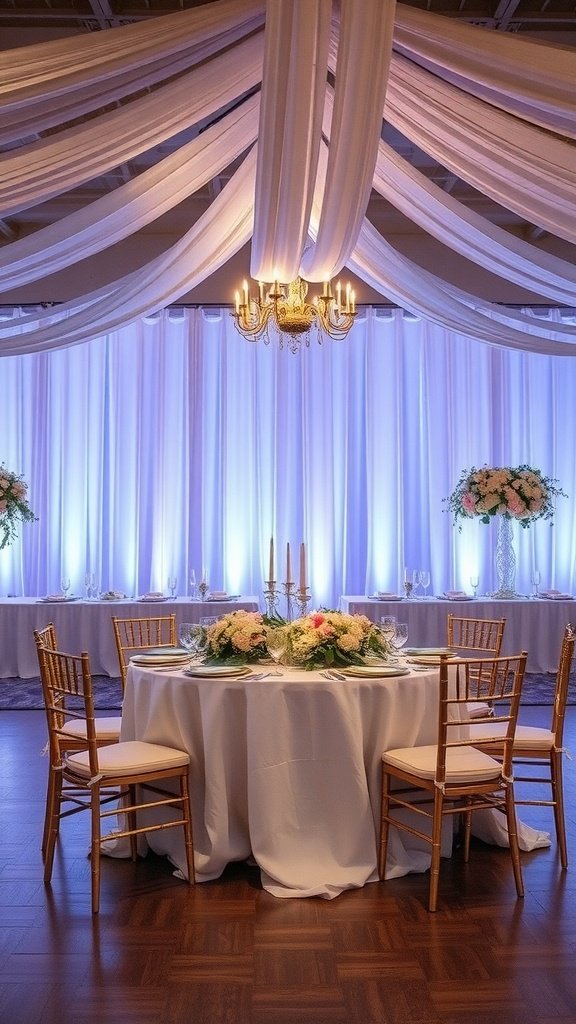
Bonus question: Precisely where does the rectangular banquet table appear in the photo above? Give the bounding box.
[0,596,259,678]
[340,595,574,673]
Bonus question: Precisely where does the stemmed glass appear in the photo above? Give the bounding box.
[380,615,397,645]
[167,576,178,598]
[531,569,541,598]
[189,569,198,600]
[60,576,71,598]
[390,622,409,661]
[470,574,479,599]
[266,628,285,666]
[403,567,414,599]
[178,622,203,664]
[418,570,431,599]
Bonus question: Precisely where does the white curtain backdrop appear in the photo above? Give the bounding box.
[1,307,574,607]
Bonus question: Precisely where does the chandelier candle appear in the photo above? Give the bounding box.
[269,536,275,582]
[286,542,292,586]
[299,543,307,593]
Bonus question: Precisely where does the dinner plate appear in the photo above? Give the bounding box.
[408,655,455,666]
[373,594,403,601]
[38,595,78,603]
[130,655,192,668]
[183,664,252,678]
[138,595,168,602]
[144,647,190,658]
[441,594,474,601]
[342,665,410,678]
[405,647,457,656]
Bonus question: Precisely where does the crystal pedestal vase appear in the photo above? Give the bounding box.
[492,515,519,598]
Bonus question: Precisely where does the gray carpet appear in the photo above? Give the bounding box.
[0,672,574,710]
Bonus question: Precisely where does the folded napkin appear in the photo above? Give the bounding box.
[208,591,228,599]
[375,592,401,600]
[444,590,467,599]
[540,590,573,600]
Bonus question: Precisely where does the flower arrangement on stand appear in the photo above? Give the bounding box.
[445,465,566,599]
[0,464,36,550]
[276,610,391,671]
[445,465,565,529]
[203,609,270,665]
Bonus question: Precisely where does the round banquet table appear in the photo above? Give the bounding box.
[119,661,550,899]
[121,662,446,897]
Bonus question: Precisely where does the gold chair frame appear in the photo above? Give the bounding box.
[112,613,177,690]
[378,651,528,912]
[37,641,195,913]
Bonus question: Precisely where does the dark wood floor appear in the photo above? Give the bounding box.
[1,707,575,1024]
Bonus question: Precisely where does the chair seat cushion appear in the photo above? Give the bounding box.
[468,721,555,751]
[383,743,502,782]
[65,740,190,778]
[62,716,122,741]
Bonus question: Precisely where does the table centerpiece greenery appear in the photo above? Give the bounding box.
[273,610,391,671]
[202,609,271,665]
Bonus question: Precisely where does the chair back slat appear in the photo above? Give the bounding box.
[112,614,177,689]
[551,624,575,747]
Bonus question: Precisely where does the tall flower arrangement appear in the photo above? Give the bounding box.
[445,465,565,530]
[0,464,36,549]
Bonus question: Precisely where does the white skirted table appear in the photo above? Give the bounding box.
[340,596,575,673]
[0,596,259,678]
[119,661,549,899]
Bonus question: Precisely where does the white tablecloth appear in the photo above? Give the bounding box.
[0,596,259,678]
[340,596,574,673]
[119,662,549,899]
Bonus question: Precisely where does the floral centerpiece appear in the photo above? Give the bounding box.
[0,464,36,550]
[445,465,565,530]
[203,609,269,665]
[276,610,391,670]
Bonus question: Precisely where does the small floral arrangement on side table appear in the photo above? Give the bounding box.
[277,610,391,671]
[203,609,270,665]
[0,464,36,550]
[444,465,565,530]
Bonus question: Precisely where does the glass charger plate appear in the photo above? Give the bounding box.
[183,664,252,678]
[341,665,410,678]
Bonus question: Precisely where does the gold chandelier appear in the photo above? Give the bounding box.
[232,276,357,352]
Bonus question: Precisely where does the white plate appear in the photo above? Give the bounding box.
[342,665,410,678]
[373,594,403,601]
[441,594,474,601]
[144,647,190,658]
[183,664,252,678]
[138,595,168,602]
[405,647,457,656]
[130,653,191,666]
[408,656,455,666]
[38,595,77,603]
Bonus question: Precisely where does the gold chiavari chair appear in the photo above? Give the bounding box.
[34,624,122,858]
[112,613,177,691]
[378,651,528,912]
[38,640,195,913]
[447,615,507,718]
[470,623,574,869]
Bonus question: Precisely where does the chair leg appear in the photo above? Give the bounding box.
[504,784,524,899]
[378,769,391,881]
[550,751,568,870]
[463,799,473,863]
[91,784,102,915]
[127,785,138,861]
[43,771,62,883]
[181,770,195,884]
[428,788,444,912]
[41,766,57,859]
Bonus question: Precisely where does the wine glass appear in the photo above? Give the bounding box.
[189,569,198,600]
[469,574,479,599]
[418,570,431,599]
[60,576,71,598]
[391,622,409,660]
[178,622,203,663]
[167,576,178,598]
[84,572,92,600]
[266,627,285,666]
[380,615,397,644]
[531,569,541,598]
[403,567,414,599]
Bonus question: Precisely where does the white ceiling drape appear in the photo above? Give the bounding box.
[0,0,575,356]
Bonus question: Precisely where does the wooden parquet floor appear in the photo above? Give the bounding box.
[1,708,576,1024]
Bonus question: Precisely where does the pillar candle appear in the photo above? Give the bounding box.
[299,542,306,591]
[286,542,292,585]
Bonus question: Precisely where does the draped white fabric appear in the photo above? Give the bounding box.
[1,308,574,607]
[0,1,575,355]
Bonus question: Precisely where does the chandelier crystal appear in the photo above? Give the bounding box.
[232,276,357,352]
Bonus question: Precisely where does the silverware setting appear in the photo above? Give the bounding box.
[321,669,347,681]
